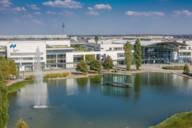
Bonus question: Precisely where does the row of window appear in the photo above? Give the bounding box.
[11,57,44,61]
[179,52,192,56]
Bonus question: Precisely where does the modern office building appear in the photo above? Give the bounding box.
[0,35,191,71]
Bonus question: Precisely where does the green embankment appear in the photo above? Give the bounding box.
[8,72,70,93]
[44,72,70,79]
[151,112,192,128]
[8,80,33,93]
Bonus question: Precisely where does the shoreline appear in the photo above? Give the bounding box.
[46,73,100,80]
[7,67,192,87]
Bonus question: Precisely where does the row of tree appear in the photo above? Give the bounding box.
[76,39,142,73]
[124,39,142,71]
[76,55,113,74]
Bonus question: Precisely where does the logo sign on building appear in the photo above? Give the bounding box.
[10,43,16,48]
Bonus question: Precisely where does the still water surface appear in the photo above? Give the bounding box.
[8,73,192,128]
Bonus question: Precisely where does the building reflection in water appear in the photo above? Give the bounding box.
[101,74,142,101]
[66,79,78,96]
[17,83,48,107]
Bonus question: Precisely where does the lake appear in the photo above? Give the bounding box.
[8,73,192,128]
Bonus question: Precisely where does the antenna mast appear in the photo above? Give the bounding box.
[62,22,65,35]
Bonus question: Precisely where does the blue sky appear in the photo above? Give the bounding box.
[0,0,192,35]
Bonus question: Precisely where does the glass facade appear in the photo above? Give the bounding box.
[142,43,179,64]
[46,49,67,68]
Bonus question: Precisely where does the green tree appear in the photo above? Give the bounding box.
[134,39,142,70]
[103,56,114,70]
[85,55,95,64]
[89,60,101,73]
[0,82,9,128]
[183,64,190,74]
[76,60,88,74]
[0,57,17,80]
[16,119,29,128]
[94,36,99,44]
[124,42,132,70]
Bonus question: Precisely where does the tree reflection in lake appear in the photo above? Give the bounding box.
[76,77,88,88]
[134,74,141,101]
[90,75,102,84]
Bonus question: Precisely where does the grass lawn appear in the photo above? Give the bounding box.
[8,80,33,93]
[151,112,192,128]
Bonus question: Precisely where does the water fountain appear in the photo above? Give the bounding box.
[33,47,48,109]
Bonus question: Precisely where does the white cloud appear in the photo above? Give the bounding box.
[94,4,112,10]
[47,11,57,15]
[86,3,112,16]
[43,0,82,9]
[32,19,42,25]
[22,14,33,18]
[34,12,41,15]
[46,11,73,16]
[174,10,192,16]
[30,4,40,10]
[0,0,11,7]
[15,7,26,12]
[87,11,99,16]
[125,11,165,16]
[88,7,93,11]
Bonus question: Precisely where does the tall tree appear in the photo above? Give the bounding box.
[124,42,132,70]
[134,39,142,70]
[103,56,114,70]
[94,36,99,44]
[0,82,9,128]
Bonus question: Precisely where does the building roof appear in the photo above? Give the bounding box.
[0,35,70,41]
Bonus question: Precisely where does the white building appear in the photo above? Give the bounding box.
[0,35,72,71]
[178,41,192,63]
[0,35,191,71]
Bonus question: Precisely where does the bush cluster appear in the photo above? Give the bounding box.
[162,66,184,70]
[44,72,70,79]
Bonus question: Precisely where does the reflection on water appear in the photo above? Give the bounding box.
[66,79,78,96]
[8,73,192,128]
[17,83,48,107]
[134,74,141,101]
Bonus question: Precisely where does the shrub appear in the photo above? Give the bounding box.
[44,72,70,79]
[103,56,114,70]
[89,60,101,73]
[24,76,34,81]
[85,55,95,64]
[162,66,184,70]
[183,64,190,74]
[76,60,88,74]
[16,119,29,128]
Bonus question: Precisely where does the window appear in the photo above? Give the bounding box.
[117,53,124,57]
